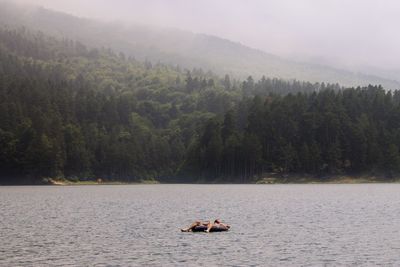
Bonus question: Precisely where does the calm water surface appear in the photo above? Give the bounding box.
[1,184,400,266]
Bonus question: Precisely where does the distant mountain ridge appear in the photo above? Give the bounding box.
[0,1,399,89]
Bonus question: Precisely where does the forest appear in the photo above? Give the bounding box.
[0,26,399,184]
[0,1,398,89]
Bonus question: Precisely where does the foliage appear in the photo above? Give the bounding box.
[182,86,400,181]
[0,26,399,183]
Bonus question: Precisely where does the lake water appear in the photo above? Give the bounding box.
[1,184,400,266]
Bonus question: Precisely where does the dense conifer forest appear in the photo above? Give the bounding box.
[0,26,399,184]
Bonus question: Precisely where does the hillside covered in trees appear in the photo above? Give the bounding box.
[0,1,399,90]
[0,25,400,184]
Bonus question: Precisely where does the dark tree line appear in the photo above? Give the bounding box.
[1,26,398,184]
[181,86,400,181]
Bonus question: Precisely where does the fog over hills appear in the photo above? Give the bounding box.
[2,0,400,184]
[1,1,399,89]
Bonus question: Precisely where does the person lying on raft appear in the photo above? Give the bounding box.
[181,219,230,232]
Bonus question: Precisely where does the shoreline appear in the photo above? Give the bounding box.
[41,176,400,185]
[2,174,400,186]
[46,178,159,186]
[255,173,400,184]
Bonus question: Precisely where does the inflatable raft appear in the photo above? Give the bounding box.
[192,225,229,232]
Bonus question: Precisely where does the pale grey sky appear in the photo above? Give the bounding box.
[13,0,400,73]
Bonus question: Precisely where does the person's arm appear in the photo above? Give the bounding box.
[205,221,213,233]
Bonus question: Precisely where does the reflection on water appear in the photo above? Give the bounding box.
[1,184,400,266]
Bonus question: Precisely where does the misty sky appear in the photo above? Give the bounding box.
[13,0,400,72]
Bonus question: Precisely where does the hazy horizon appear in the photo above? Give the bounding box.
[10,0,400,79]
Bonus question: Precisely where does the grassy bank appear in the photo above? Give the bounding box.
[46,178,159,186]
[255,173,400,184]
[3,175,400,185]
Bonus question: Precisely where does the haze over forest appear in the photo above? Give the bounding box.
[12,0,400,82]
[1,0,400,184]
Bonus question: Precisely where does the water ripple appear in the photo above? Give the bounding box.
[1,184,400,266]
